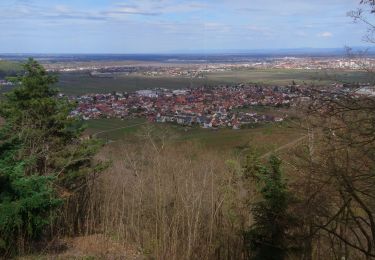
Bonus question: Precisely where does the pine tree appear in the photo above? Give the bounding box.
[0,136,61,255]
[244,155,293,260]
[0,58,105,256]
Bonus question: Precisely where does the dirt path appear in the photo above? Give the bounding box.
[20,234,144,259]
[260,135,307,159]
[92,122,148,138]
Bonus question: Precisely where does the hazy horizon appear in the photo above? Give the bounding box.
[0,46,374,56]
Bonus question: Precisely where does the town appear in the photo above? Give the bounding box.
[41,57,375,78]
[68,83,371,129]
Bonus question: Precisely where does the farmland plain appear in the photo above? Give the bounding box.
[55,69,372,95]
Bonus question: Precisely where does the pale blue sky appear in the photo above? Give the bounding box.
[0,0,371,53]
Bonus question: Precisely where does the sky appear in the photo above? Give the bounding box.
[0,0,372,53]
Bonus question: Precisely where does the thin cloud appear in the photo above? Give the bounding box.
[236,7,266,13]
[112,1,206,16]
[0,0,207,22]
[0,0,366,53]
[318,31,333,37]
[0,2,162,22]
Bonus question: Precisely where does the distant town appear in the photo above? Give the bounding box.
[42,57,375,78]
[2,54,375,130]
[68,83,375,129]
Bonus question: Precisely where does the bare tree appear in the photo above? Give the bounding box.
[285,3,375,258]
[287,79,375,259]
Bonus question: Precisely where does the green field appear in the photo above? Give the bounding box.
[84,117,147,137]
[55,69,373,95]
[56,73,218,95]
[86,118,304,155]
[0,60,23,78]
[206,69,373,85]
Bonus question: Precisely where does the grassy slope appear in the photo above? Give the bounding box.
[84,117,147,139]
[86,118,304,155]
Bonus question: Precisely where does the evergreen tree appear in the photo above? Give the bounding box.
[0,58,105,256]
[0,135,61,255]
[244,155,294,260]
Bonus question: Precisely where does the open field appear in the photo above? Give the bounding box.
[55,69,373,95]
[0,60,23,78]
[84,117,147,137]
[86,118,304,155]
[56,73,217,95]
[206,68,373,85]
